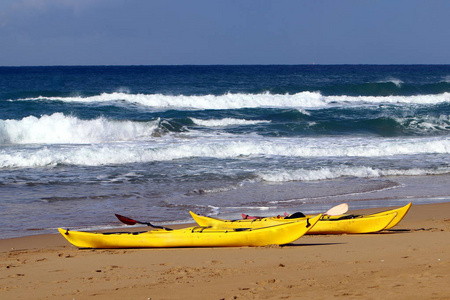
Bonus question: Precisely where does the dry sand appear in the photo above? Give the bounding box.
[1,202,449,300]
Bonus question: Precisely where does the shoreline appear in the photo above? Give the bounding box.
[3,173,450,240]
[1,202,449,299]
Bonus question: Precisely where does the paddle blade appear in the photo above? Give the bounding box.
[325,203,349,216]
[115,214,138,225]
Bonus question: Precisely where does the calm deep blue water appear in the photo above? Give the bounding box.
[1,65,450,239]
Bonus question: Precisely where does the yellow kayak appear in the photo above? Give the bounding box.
[302,202,412,234]
[190,202,412,234]
[365,202,411,229]
[58,214,321,248]
[305,213,396,234]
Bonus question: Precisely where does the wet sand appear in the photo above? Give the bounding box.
[1,202,449,300]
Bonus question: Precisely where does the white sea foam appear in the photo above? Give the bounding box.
[297,109,311,116]
[18,92,328,109]
[1,135,450,168]
[190,118,270,127]
[0,113,159,145]
[329,93,450,106]
[395,115,450,133]
[379,77,404,87]
[258,166,450,182]
[18,91,450,110]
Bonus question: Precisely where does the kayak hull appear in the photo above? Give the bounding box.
[58,214,321,248]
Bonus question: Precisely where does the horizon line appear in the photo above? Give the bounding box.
[1,63,450,68]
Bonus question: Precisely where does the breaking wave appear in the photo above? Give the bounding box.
[1,135,450,168]
[259,166,450,182]
[17,91,450,110]
[0,113,159,145]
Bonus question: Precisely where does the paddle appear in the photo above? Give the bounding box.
[244,203,349,219]
[285,203,349,217]
[114,214,173,231]
[324,203,349,216]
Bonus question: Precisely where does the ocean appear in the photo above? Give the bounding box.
[1,65,450,239]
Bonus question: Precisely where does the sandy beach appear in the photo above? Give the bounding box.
[1,202,449,300]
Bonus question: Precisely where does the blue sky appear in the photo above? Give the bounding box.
[1,0,449,66]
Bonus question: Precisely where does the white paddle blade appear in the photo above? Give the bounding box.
[325,203,349,216]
